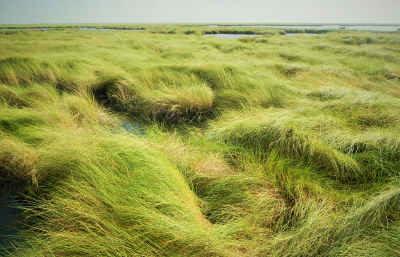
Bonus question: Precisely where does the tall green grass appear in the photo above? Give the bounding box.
[0,26,399,256]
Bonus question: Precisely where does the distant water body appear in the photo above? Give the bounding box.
[207,25,400,32]
[1,25,398,32]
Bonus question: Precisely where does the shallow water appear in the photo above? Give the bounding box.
[207,25,400,32]
[204,34,258,39]
[123,122,146,136]
[0,191,22,253]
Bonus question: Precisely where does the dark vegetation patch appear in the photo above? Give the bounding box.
[279,29,330,35]
[351,111,397,129]
[0,31,25,36]
[312,45,331,51]
[307,89,345,101]
[204,30,257,35]
[0,86,29,107]
[151,30,176,34]
[184,30,196,35]
[275,64,305,77]
[238,37,268,44]
[342,36,376,45]
[339,141,369,154]
[279,53,302,62]
[92,75,125,107]
[0,114,42,135]
[384,72,400,80]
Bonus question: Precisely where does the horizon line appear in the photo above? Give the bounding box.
[1,21,400,26]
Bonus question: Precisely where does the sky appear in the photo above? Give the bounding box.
[0,0,399,25]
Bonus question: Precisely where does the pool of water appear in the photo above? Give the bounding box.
[122,122,146,136]
[206,25,400,32]
[204,34,258,39]
[79,27,114,31]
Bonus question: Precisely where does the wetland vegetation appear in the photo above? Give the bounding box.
[0,24,399,256]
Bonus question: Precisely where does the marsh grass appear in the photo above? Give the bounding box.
[0,57,59,85]
[0,26,399,256]
[209,109,363,182]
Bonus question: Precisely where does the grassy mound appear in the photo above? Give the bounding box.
[11,133,226,257]
[209,109,362,182]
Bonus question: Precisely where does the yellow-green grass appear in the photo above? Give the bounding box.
[0,25,399,256]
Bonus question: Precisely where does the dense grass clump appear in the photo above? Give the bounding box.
[0,57,58,85]
[11,134,229,257]
[0,25,399,256]
[92,75,215,123]
[209,110,362,182]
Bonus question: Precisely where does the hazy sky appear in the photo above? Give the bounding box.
[0,0,399,24]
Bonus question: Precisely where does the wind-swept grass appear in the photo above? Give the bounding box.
[10,133,233,257]
[0,25,399,256]
[209,109,363,183]
[267,187,400,257]
[0,57,59,86]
